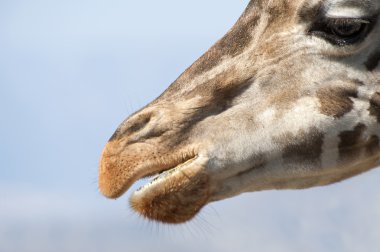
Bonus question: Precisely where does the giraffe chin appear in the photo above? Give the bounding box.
[129,157,210,224]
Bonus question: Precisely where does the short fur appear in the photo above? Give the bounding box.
[99,0,380,223]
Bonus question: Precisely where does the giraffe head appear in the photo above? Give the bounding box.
[99,0,380,224]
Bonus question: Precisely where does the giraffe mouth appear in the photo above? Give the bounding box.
[133,156,198,193]
[99,142,210,223]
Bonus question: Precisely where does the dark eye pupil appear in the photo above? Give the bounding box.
[331,23,362,37]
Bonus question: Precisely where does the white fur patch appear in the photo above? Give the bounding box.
[325,0,380,18]
[326,7,367,18]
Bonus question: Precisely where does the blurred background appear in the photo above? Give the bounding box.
[1,0,380,251]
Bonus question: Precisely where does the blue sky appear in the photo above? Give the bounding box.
[1,1,380,251]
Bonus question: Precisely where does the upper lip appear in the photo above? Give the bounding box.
[98,141,198,198]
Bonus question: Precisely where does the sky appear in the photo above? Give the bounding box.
[1,0,380,251]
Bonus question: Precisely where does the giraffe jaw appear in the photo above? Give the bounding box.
[129,155,210,224]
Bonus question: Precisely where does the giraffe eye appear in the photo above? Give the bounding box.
[329,19,365,38]
[310,18,373,46]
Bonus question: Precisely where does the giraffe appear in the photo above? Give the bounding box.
[99,0,380,224]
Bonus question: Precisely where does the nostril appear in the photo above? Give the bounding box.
[108,109,161,142]
[128,115,151,134]
[109,113,153,141]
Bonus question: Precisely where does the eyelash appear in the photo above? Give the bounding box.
[309,17,375,46]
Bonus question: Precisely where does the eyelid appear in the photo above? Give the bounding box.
[326,18,370,24]
[356,19,370,24]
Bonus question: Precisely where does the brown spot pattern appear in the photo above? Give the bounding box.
[369,92,380,122]
[365,50,380,71]
[187,13,260,77]
[280,127,324,165]
[158,2,262,99]
[317,86,358,118]
[366,135,380,156]
[338,123,366,160]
